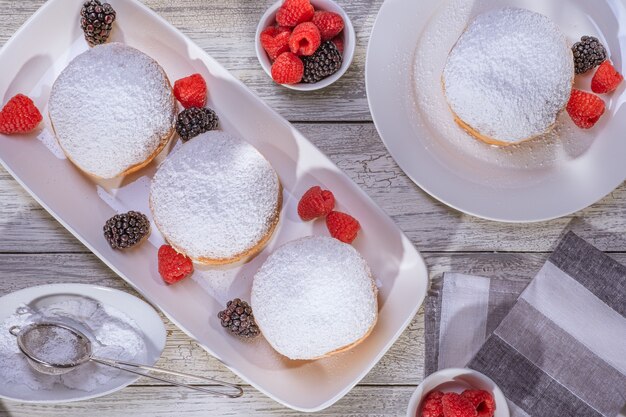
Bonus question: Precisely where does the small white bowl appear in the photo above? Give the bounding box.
[406,368,510,417]
[255,0,356,91]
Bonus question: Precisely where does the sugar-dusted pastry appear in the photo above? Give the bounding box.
[49,43,176,178]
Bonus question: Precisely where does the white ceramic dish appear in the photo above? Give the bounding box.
[0,0,428,411]
[366,0,626,222]
[0,283,166,403]
[255,0,356,91]
[406,368,510,417]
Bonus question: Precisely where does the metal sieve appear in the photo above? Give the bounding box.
[9,322,243,398]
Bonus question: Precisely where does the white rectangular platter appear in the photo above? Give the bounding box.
[0,0,428,411]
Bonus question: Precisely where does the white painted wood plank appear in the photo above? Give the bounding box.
[2,251,624,386]
[0,252,424,386]
[0,386,415,417]
[0,123,625,253]
[0,0,381,121]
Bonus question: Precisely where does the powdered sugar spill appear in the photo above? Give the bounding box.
[0,297,146,392]
[150,131,281,261]
[251,236,378,360]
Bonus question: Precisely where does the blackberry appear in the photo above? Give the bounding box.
[103,211,150,250]
[175,107,219,142]
[80,0,116,46]
[218,299,260,339]
[301,41,343,84]
[572,36,607,74]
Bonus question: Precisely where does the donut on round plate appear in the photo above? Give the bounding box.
[251,236,378,360]
[49,43,177,179]
[442,8,574,146]
[149,131,282,265]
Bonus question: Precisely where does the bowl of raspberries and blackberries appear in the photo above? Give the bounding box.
[256,0,355,90]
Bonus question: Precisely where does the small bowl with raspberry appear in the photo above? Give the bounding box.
[407,368,509,417]
[255,0,355,90]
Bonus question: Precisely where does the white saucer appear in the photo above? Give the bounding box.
[0,283,166,403]
[366,0,626,222]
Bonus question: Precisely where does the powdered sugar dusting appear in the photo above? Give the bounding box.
[251,236,378,360]
[443,8,574,143]
[150,131,281,261]
[0,297,146,392]
[37,128,66,160]
[48,43,176,178]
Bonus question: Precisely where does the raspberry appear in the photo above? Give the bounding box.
[0,94,42,135]
[260,26,291,60]
[566,89,606,129]
[311,11,344,41]
[420,390,445,417]
[275,0,315,27]
[173,73,207,109]
[297,186,335,220]
[271,52,304,84]
[461,390,496,417]
[158,244,193,284]
[331,36,344,54]
[441,393,477,417]
[326,211,360,243]
[591,61,623,94]
[289,22,321,56]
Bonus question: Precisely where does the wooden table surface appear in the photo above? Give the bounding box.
[1,1,626,416]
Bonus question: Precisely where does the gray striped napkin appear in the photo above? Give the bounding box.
[425,232,626,417]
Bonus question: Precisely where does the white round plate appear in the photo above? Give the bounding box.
[0,283,166,403]
[366,0,626,222]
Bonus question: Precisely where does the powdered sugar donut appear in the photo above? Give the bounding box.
[442,8,574,146]
[150,131,282,265]
[251,236,378,360]
[49,43,176,178]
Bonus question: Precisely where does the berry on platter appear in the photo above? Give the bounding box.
[302,40,343,83]
[175,107,219,142]
[276,0,315,27]
[80,0,116,46]
[441,393,478,417]
[271,51,304,84]
[297,185,335,220]
[419,390,445,417]
[326,211,360,243]
[173,73,207,109]
[0,94,43,135]
[218,298,260,339]
[311,10,344,41]
[566,89,606,129]
[158,244,194,284]
[260,26,292,60]
[461,390,496,417]
[591,61,623,94]
[572,35,607,74]
[289,22,321,56]
[103,211,150,250]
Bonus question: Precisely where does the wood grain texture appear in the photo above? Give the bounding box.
[3,251,625,386]
[0,386,415,417]
[0,0,381,121]
[1,0,626,416]
[0,123,625,253]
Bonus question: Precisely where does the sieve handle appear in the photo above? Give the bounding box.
[90,356,243,398]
